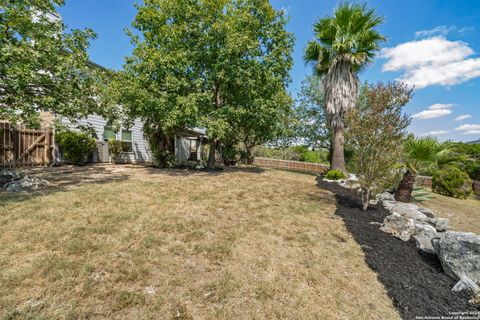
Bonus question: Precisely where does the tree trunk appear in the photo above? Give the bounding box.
[394,170,416,203]
[361,188,371,211]
[245,146,254,165]
[149,131,173,168]
[330,126,346,173]
[207,139,218,169]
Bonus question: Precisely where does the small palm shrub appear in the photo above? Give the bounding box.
[324,169,346,180]
[57,130,97,165]
[432,167,473,199]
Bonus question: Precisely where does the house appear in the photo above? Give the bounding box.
[55,113,207,165]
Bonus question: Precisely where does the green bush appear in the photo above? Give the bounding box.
[222,145,237,161]
[432,167,473,199]
[57,130,97,164]
[302,150,322,163]
[463,160,480,181]
[324,169,346,180]
[108,140,129,162]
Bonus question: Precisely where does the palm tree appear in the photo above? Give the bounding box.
[304,3,385,173]
[395,137,452,203]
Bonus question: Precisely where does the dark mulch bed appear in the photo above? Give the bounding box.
[317,178,478,320]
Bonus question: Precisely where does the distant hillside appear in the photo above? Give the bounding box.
[467,139,480,144]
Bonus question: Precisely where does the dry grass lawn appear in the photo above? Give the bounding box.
[0,165,399,319]
[414,188,480,234]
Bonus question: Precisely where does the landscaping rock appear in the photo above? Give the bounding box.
[3,176,49,192]
[426,217,449,232]
[376,191,395,202]
[0,170,23,186]
[413,224,438,253]
[382,200,396,211]
[380,213,416,241]
[432,232,480,285]
[417,207,435,218]
[452,275,480,294]
[390,202,427,221]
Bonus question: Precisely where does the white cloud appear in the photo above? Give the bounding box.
[463,130,480,135]
[415,25,457,38]
[381,36,480,89]
[421,130,450,136]
[428,103,455,110]
[412,104,454,119]
[455,124,480,131]
[454,114,472,121]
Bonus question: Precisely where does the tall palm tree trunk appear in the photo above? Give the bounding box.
[331,126,346,173]
[394,169,416,203]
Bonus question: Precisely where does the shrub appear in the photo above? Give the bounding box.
[222,145,237,161]
[108,140,129,162]
[464,160,480,181]
[345,82,412,210]
[56,130,97,164]
[324,170,346,180]
[432,167,473,199]
[302,150,322,163]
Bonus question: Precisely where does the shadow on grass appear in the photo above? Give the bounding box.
[147,165,266,177]
[0,165,132,206]
[0,164,266,206]
[316,178,477,319]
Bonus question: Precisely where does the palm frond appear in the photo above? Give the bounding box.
[404,136,453,172]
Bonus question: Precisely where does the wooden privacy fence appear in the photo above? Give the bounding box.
[254,157,329,174]
[0,122,54,168]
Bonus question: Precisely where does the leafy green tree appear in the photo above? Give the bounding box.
[232,91,293,164]
[119,0,293,168]
[0,0,108,127]
[346,82,412,210]
[394,137,452,203]
[293,75,329,150]
[305,3,385,173]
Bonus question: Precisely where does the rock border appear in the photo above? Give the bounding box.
[324,175,480,305]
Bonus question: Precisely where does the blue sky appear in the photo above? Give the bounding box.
[58,0,480,142]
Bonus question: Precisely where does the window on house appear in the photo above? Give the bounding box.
[122,129,133,152]
[103,127,117,141]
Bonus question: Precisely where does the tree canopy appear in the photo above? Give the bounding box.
[292,75,329,150]
[0,0,108,127]
[117,0,294,166]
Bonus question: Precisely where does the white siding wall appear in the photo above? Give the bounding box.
[60,115,152,163]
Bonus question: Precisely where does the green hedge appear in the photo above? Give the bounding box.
[432,166,473,199]
[57,130,97,165]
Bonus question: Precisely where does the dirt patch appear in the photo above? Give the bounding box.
[317,178,478,320]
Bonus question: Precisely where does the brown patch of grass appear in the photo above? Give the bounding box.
[0,166,399,319]
[415,188,480,234]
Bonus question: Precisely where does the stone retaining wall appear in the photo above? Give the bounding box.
[254,157,329,174]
